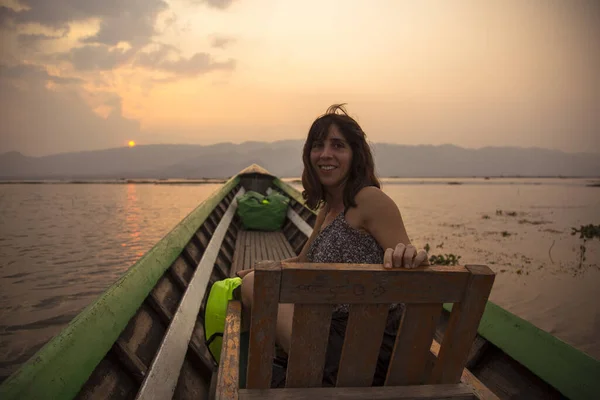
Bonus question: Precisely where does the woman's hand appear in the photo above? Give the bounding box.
[383,243,429,269]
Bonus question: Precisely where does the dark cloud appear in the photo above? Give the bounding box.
[2,0,168,47]
[136,48,235,77]
[0,64,140,156]
[0,63,82,85]
[17,33,64,49]
[81,1,168,47]
[188,0,237,10]
[61,45,135,71]
[210,35,236,49]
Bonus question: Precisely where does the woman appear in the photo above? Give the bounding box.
[239,104,428,386]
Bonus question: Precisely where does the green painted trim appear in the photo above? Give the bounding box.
[443,302,600,400]
[272,178,317,216]
[0,176,240,400]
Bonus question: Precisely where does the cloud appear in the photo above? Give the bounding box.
[1,0,168,47]
[0,63,82,85]
[136,47,235,77]
[210,34,236,49]
[16,32,67,50]
[0,63,140,156]
[61,45,135,71]
[188,0,237,10]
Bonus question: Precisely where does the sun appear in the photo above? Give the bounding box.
[128,140,136,148]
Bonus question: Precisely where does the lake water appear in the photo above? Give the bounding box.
[0,178,599,382]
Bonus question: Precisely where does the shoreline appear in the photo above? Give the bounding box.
[1,176,599,185]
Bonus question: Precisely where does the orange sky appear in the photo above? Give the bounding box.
[0,0,598,156]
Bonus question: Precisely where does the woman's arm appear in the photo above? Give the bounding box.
[356,187,427,268]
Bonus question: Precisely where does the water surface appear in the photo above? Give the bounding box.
[0,178,598,381]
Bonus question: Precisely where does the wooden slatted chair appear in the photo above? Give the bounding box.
[216,261,495,400]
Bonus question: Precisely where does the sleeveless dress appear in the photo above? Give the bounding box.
[271,209,403,387]
[306,210,387,314]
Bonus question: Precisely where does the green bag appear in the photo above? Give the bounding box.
[236,190,289,231]
[204,277,242,363]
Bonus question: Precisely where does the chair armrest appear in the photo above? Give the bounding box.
[216,300,242,400]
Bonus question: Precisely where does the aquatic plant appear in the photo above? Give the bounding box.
[571,224,600,268]
[424,243,461,266]
[429,253,462,266]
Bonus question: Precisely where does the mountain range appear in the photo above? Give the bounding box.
[0,141,598,179]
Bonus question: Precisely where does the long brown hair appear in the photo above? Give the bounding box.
[302,104,380,210]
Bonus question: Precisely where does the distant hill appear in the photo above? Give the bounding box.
[0,141,598,179]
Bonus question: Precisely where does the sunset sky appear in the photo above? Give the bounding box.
[0,0,598,156]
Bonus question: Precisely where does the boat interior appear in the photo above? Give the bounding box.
[46,166,563,400]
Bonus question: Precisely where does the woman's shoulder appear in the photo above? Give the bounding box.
[353,186,400,223]
[355,186,395,208]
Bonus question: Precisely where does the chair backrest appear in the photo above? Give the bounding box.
[245,261,495,390]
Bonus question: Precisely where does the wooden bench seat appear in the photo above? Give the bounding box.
[216,262,499,400]
[230,230,296,277]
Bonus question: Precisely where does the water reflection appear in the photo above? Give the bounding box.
[123,184,143,257]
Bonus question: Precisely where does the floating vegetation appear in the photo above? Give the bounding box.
[543,228,562,234]
[501,231,512,237]
[496,209,518,217]
[482,214,491,219]
[571,224,600,269]
[424,243,461,266]
[429,253,462,266]
[518,219,549,225]
[447,181,462,185]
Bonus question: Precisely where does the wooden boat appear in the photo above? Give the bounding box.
[1,165,598,399]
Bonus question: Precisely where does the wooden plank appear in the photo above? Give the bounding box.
[336,304,389,387]
[275,232,296,258]
[256,232,264,261]
[270,233,286,260]
[385,304,442,386]
[466,336,489,370]
[268,233,283,261]
[263,233,275,260]
[260,232,269,262]
[431,265,495,385]
[279,263,470,304]
[246,261,282,389]
[430,340,499,400]
[286,304,332,388]
[243,231,252,270]
[230,230,245,277]
[278,232,296,257]
[113,338,148,385]
[285,208,313,239]
[215,301,242,400]
[135,188,245,400]
[268,233,284,261]
[249,230,256,269]
[0,176,241,400]
[238,383,476,399]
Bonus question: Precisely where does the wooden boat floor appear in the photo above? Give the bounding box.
[230,230,296,276]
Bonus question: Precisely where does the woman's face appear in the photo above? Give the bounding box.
[309,124,353,190]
